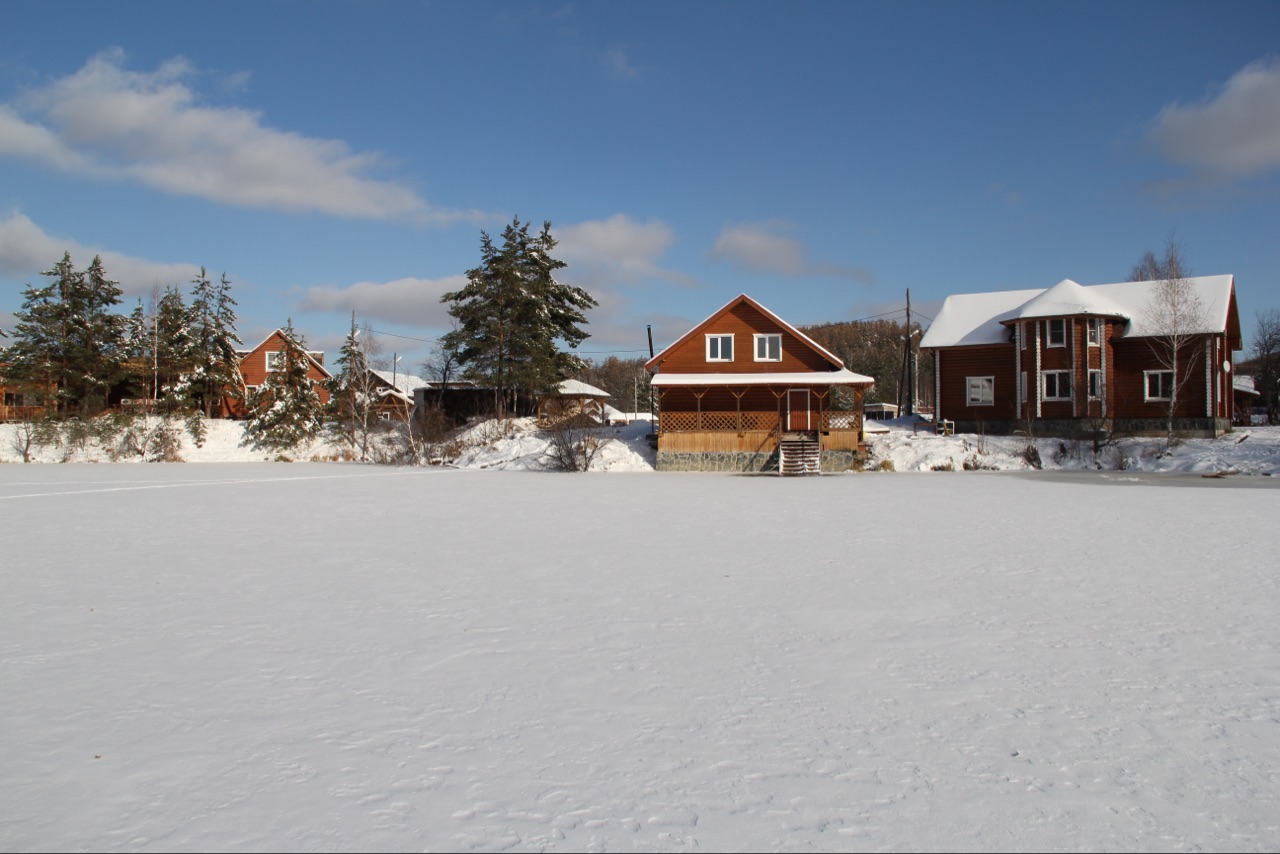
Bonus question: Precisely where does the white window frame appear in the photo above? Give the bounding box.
[1042,370,1072,401]
[1046,319,1066,348]
[705,334,734,362]
[1144,370,1173,402]
[753,333,782,362]
[1086,317,1101,347]
[966,376,994,407]
[1088,369,1102,399]
[265,351,284,372]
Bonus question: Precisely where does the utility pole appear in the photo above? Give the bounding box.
[906,288,915,417]
[647,325,656,424]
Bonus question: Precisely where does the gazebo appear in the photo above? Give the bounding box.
[537,379,611,423]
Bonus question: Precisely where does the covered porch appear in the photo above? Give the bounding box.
[651,371,873,473]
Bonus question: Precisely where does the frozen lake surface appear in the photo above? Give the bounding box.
[3,463,1279,852]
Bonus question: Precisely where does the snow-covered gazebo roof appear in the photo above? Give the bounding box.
[550,379,610,399]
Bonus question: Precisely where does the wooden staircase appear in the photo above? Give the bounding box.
[779,433,821,476]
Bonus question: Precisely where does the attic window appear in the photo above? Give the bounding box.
[1046,319,1066,347]
[754,334,782,362]
[706,334,733,362]
[265,351,284,371]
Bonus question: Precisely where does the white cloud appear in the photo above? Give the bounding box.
[709,222,874,284]
[0,212,199,297]
[603,47,640,81]
[0,49,484,223]
[1147,57,1280,185]
[557,214,696,288]
[296,275,467,330]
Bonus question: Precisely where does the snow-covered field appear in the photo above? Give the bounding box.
[4,416,1280,477]
[2,420,1280,852]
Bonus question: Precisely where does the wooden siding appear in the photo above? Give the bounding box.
[1109,337,1210,420]
[652,301,836,374]
[223,330,331,417]
[933,318,1232,427]
[935,345,1018,423]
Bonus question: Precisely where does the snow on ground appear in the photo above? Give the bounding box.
[2,464,1278,852]
[3,415,1279,478]
[865,419,1280,477]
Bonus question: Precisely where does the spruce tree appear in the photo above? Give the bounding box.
[3,252,126,416]
[440,218,596,418]
[244,319,323,451]
[188,268,243,418]
[328,314,376,460]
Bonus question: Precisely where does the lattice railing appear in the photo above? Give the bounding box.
[822,411,861,431]
[658,411,780,432]
[659,410,865,432]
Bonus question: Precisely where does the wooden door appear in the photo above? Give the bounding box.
[787,388,811,431]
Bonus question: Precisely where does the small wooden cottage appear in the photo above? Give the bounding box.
[645,294,875,473]
[919,275,1241,437]
[221,328,333,418]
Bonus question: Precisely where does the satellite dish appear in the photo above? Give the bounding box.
[1223,361,1231,372]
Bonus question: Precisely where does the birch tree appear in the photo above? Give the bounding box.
[1132,240,1206,447]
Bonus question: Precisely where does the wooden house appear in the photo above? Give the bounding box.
[1,367,48,422]
[645,294,875,473]
[367,369,430,421]
[919,275,1241,437]
[221,328,333,418]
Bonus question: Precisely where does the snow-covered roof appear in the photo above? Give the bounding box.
[651,369,874,387]
[1234,375,1258,395]
[371,370,430,397]
[549,379,610,398]
[918,288,1043,349]
[1013,279,1131,321]
[921,275,1236,348]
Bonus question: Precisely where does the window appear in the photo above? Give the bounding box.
[1042,370,1071,401]
[966,376,994,406]
[1086,317,1101,346]
[1145,370,1173,401]
[1046,318,1066,347]
[265,351,284,371]
[706,334,733,362]
[753,333,782,362]
[1088,370,1102,399]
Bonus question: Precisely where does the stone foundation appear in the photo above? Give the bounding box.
[655,448,865,473]
[951,417,1231,439]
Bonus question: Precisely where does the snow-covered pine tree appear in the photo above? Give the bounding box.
[441,218,596,418]
[327,313,377,460]
[79,255,129,414]
[188,268,244,418]
[153,285,195,412]
[244,319,323,451]
[3,252,127,416]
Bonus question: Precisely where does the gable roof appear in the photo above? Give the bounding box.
[645,293,845,372]
[920,275,1237,348]
[370,369,430,397]
[240,328,332,378]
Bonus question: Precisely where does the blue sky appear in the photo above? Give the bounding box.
[2,1,1279,371]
